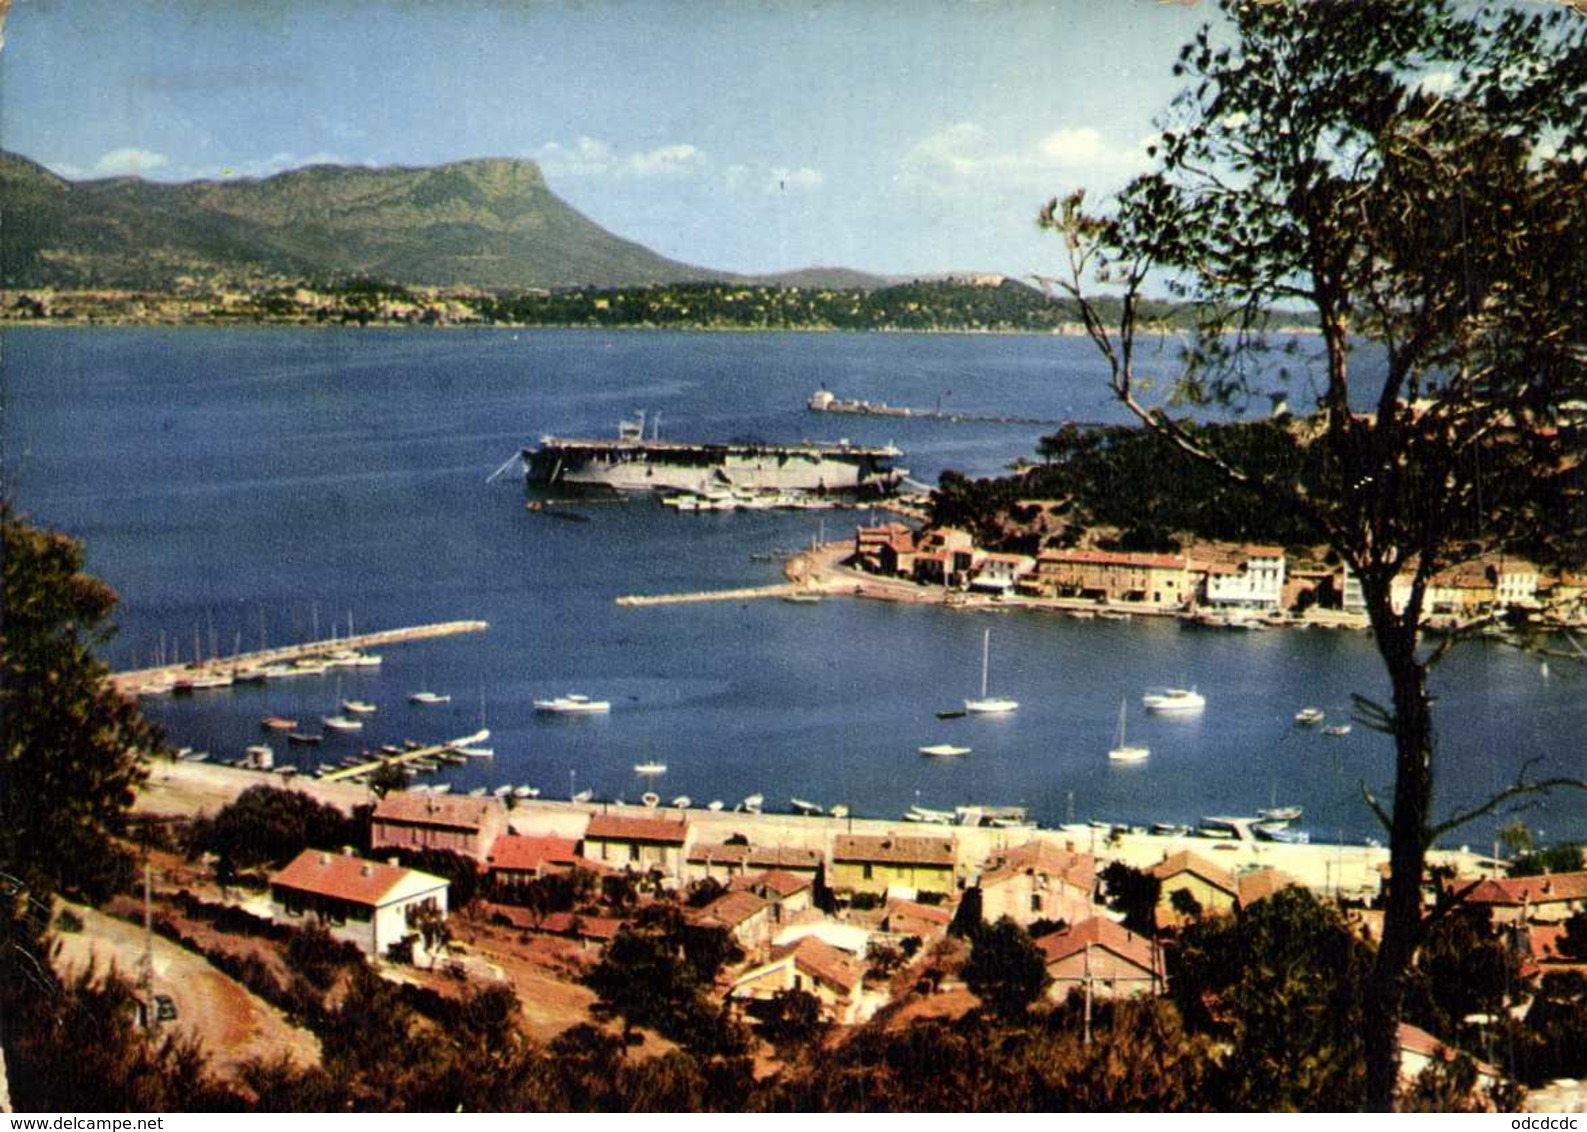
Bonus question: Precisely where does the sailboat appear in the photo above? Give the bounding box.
[964,629,1018,714]
[1108,698,1149,762]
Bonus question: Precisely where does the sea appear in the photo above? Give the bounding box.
[5,326,1581,849]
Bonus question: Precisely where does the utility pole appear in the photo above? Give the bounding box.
[1082,941,1093,1047]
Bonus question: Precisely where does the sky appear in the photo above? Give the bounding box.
[0,0,1215,278]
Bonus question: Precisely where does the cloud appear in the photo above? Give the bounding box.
[767,166,825,192]
[93,148,170,176]
[900,121,1151,194]
[537,137,705,180]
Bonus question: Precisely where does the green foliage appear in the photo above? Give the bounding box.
[188,785,363,869]
[1168,887,1374,1109]
[1404,910,1525,1040]
[1099,861,1160,936]
[1,509,157,906]
[751,988,829,1049]
[1508,844,1586,878]
[586,903,744,1052]
[961,917,1050,1020]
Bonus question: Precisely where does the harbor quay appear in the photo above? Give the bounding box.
[135,757,1486,904]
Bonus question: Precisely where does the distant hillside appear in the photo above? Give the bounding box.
[0,151,747,291]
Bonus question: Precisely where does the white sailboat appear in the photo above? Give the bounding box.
[1107,698,1149,762]
[964,628,1018,714]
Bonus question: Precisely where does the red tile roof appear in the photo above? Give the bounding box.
[585,813,689,844]
[695,889,772,929]
[688,842,751,866]
[1397,1022,1499,1078]
[272,849,444,907]
[486,834,581,873]
[747,845,824,871]
[373,793,497,831]
[1235,867,1300,907]
[833,834,955,867]
[788,935,864,994]
[753,869,814,899]
[1037,916,1159,976]
[982,840,1097,892]
[883,899,953,935]
[1150,851,1237,896]
[1037,548,1188,571]
[538,911,625,941]
[1462,871,1587,907]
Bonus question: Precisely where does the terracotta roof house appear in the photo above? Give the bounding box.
[1459,871,1587,924]
[1150,851,1238,930]
[729,935,870,1024]
[686,842,752,883]
[979,839,1098,928]
[485,833,582,884]
[582,813,691,881]
[1398,1022,1501,1095]
[692,889,775,953]
[831,834,957,898]
[879,898,954,941]
[371,793,510,863]
[1038,916,1163,1001]
[730,869,815,922]
[1235,867,1301,909]
[270,848,448,958]
[747,845,825,878]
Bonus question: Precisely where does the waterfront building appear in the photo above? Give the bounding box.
[747,845,825,881]
[1021,548,1191,608]
[976,840,1098,929]
[1197,544,1287,611]
[1388,554,1540,618]
[687,841,753,884]
[1038,916,1163,1001]
[830,834,957,899]
[910,528,979,588]
[370,793,509,863]
[485,833,582,886]
[1341,567,1368,613]
[269,848,448,958]
[854,522,916,575]
[728,935,870,1024]
[970,552,1037,595]
[582,813,691,880]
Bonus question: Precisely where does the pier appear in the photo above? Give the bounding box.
[316,729,491,783]
[110,620,489,694]
[616,583,813,607]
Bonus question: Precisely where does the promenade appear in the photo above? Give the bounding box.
[135,758,1488,902]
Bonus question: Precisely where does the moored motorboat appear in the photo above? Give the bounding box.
[905,804,954,825]
[534,693,611,714]
[261,715,298,731]
[918,743,971,757]
[1322,723,1352,737]
[634,761,667,775]
[493,784,515,798]
[287,731,322,746]
[1294,707,1325,726]
[514,785,540,798]
[409,691,452,705]
[671,795,691,809]
[829,803,850,820]
[790,797,824,815]
[1143,687,1206,713]
[323,715,364,732]
[572,788,594,803]
[342,699,378,715]
[1257,805,1303,824]
[741,793,764,814]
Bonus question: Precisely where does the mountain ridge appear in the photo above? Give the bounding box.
[0,151,893,292]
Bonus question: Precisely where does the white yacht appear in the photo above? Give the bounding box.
[533,693,611,714]
[918,743,971,757]
[1142,687,1206,713]
[1107,699,1150,762]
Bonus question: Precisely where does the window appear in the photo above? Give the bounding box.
[862,863,873,881]
[1031,894,1042,914]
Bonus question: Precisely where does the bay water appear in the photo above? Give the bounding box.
[5,327,1579,847]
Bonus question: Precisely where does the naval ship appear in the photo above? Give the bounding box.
[524,412,907,497]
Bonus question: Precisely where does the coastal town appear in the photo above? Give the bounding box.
[71,747,1579,1110]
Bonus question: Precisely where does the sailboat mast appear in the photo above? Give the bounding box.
[981,629,991,700]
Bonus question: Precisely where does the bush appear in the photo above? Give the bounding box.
[54,907,85,933]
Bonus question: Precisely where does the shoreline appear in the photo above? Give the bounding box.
[135,757,1489,904]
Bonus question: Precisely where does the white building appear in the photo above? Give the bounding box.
[1203,545,1287,610]
[270,848,449,958]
